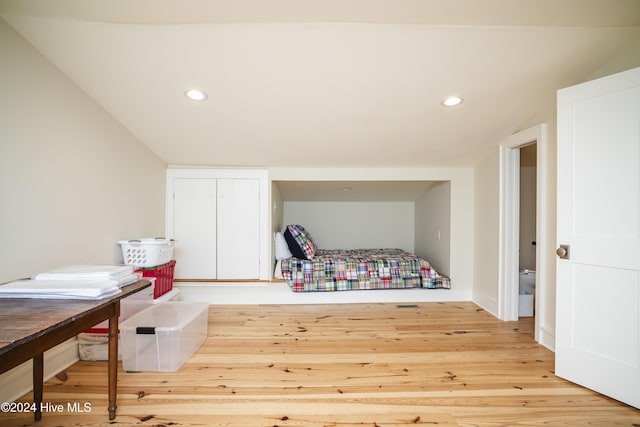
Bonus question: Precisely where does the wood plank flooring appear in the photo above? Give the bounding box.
[3,302,639,426]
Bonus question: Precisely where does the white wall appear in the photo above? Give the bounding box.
[272,181,284,234]
[472,148,500,315]
[538,121,557,348]
[271,180,284,272]
[537,47,640,343]
[415,181,451,275]
[0,18,166,283]
[283,201,415,252]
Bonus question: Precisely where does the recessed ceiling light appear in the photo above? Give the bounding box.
[340,186,352,192]
[441,96,463,107]
[185,89,208,101]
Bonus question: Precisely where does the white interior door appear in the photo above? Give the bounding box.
[556,67,640,408]
[172,178,217,279]
[216,179,260,279]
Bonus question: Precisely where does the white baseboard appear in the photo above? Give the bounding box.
[473,290,556,352]
[471,290,498,318]
[0,338,79,403]
[539,325,556,352]
[175,281,472,304]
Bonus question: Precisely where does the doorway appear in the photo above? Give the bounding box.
[518,143,537,321]
[498,124,549,347]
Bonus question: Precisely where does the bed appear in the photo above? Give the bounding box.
[276,225,451,293]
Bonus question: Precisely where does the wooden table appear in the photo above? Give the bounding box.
[0,279,151,420]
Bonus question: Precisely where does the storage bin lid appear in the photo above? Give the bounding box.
[120,302,208,332]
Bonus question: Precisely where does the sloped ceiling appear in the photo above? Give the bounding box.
[1,0,639,168]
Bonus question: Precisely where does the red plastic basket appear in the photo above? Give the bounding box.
[137,260,175,299]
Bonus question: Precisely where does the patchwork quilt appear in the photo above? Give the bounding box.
[281,248,450,292]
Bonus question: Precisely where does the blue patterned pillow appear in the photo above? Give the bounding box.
[283,225,318,260]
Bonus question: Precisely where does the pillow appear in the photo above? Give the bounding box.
[274,232,292,260]
[283,225,318,260]
[274,259,284,279]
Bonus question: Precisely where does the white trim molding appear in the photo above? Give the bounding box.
[498,144,521,321]
[499,124,548,345]
[176,282,472,305]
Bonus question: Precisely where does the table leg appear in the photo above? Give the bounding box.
[107,301,120,420]
[33,353,43,421]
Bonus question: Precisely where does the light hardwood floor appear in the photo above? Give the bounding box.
[4,302,640,426]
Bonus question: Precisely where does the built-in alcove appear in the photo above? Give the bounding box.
[271,180,451,276]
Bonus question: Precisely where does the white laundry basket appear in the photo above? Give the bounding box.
[118,237,174,268]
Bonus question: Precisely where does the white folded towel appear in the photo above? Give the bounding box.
[114,272,142,287]
[0,279,122,300]
[33,265,134,281]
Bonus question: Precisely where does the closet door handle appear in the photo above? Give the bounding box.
[556,244,570,259]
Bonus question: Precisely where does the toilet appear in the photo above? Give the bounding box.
[518,269,535,317]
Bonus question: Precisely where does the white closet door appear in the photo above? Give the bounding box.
[172,178,217,279]
[217,179,260,279]
[556,67,640,408]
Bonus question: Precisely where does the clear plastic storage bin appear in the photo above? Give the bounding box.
[120,302,208,372]
[78,284,182,361]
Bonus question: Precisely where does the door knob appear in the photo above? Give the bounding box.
[556,244,570,259]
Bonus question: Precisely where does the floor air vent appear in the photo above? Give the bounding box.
[396,304,419,309]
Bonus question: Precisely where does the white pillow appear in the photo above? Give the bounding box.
[274,232,292,260]
[274,259,284,279]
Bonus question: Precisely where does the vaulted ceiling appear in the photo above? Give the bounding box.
[2,0,639,168]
